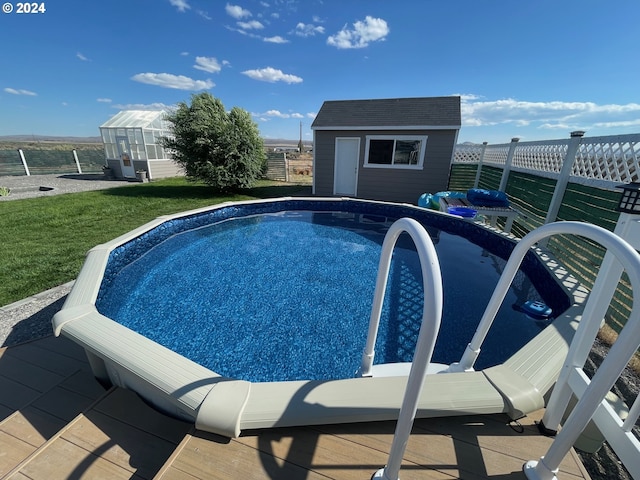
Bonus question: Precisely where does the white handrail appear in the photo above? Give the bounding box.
[447,220,634,373]
[522,220,640,480]
[357,218,443,378]
[357,218,443,480]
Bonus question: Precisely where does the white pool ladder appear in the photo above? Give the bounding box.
[369,220,640,480]
[356,218,444,480]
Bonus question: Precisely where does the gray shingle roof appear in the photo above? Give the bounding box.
[311,96,461,129]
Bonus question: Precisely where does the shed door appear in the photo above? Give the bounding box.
[116,136,135,178]
[334,138,359,196]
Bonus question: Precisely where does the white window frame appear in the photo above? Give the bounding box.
[363,135,428,170]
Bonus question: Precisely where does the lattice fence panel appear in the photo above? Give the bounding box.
[572,135,640,184]
[481,144,510,166]
[452,144,483,164]
[512,140,568,173]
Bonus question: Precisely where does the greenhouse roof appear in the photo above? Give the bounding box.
[100,110,168,129]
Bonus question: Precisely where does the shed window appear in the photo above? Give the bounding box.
[364,135,427,169]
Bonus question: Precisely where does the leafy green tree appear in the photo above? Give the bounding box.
[161,92,266,192]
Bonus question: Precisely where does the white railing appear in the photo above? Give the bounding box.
[454,132,640,189]
[371,218,640,479]
[358,218,443,480]
[522,217,640,480]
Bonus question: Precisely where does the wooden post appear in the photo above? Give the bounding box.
[498,138,519,191]
[72,149,83,174]
[473,141,488,188]
[544,131,585,224]
[17,149,30,176]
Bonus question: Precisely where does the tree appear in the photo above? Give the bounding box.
[161,92,266,192]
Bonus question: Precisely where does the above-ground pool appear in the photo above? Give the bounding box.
[53,197,583,438]
[97,209,563,382]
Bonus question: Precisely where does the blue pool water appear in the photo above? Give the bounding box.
[97,206,567,383]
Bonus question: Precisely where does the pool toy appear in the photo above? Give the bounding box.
[447,206,477,218]
[522,300,553,320]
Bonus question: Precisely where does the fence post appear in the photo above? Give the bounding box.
[17,149,30,176]
[473,141,488,188]
[498,138,519,191]
[544,131,585,225]
[284,153,289,183]
[72,149,83,174]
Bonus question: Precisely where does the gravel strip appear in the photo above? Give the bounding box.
[0,282,73,347]
[0,173,135,201]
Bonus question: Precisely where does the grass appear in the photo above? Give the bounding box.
[0,177,311,307]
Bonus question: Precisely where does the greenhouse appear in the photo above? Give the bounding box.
[99,110,180,180]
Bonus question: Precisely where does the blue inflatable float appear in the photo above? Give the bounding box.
[431,191,466,209]
[466,189,510,208]
[447,206,477,218]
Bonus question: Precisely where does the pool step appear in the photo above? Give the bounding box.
[2,387,192,479]
[0,336,107,477]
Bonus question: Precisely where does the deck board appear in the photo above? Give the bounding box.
[0,431,35,477]
[0,336,592,480]
[13,437,136,480]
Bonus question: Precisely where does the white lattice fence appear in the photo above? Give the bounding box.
[453,133,640,188]
[481,144,510,166]
[511,140,568,174]
[451,144,484,163]
[573,135,640,185]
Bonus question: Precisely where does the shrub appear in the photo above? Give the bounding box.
[161,93,266,192]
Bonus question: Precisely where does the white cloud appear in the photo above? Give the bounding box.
[238,20,264,30]
[264,110,290,118]
[264,35,288,44]
[460,95,640,134]
[76,52,89,61]
[169,0,190,12]
[241,67,302,84]
[4,87,37,96]
[226,3,251,19]
[327,16,389,49]
[97,98,112,103]
[591,118,640,128]
[194,56,222,73]
[294,22,325,37]
[197,10,211,20]
[131,72,214,90]
[258,110,305,119]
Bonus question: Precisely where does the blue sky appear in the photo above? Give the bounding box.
[1,0,639,144]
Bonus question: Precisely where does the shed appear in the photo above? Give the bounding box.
[311,96,461,203]
[99,110,181,180]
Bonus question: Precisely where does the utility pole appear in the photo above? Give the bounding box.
[298,121,303,152]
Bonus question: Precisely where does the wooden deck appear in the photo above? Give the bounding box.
[0,335,591,480]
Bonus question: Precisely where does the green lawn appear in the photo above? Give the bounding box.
[1,177,311,307]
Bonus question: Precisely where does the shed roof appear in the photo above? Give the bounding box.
[311,96,461,130]
[100,110,167,129]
